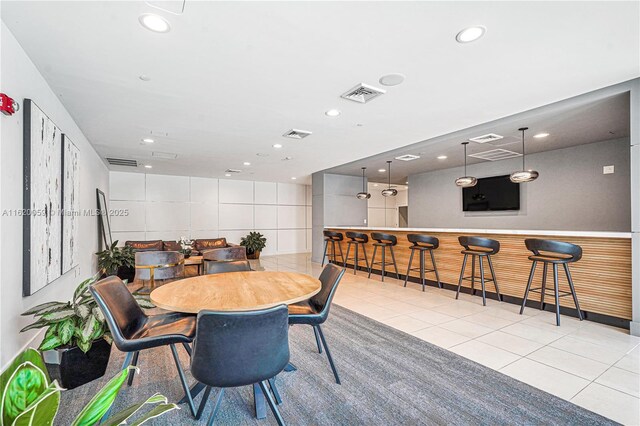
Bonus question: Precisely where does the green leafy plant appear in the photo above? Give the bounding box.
[21,272,154,353]
[96,241,134,276]
[0,348,177,426]
[240,231,267,255]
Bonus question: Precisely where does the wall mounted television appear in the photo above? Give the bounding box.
[462,175,520,211]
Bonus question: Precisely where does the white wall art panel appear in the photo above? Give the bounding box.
[278,205,306,229]
[61,134,80,273]
[219,180,254,204]
[109,201,146,232]
[221,230,250,246]
[146,230,190,241]
[112,232,146,245]
[190,230,219,239]
[191,203,218,230]
[278,183,306,205]
[255,229,278,256]
[190,177,218,203]
[145,201,190,231]
[306,206,312,228]
[219,204,254,230]
[277,229,307,253]
[110,172,145,201]
[146,174,190,202]
[254,181,277,204]
[255,205,277,229]
[23,99,62,295]
[306,185,312,206]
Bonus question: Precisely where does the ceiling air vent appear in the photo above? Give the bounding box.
[469,133,504,144]
[341,83,386,104]
[106,158,138,167]
[282,129,312,139]
[225,169,242,174]
[394,154,421,161]
[468,149,522,162]
[152,151,178,159]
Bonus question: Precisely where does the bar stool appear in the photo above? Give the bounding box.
[456,236,502,306]
[368,232,400,282]
[403,234,441,292]
[520,239,584,326]
[322,230,345,266]
[344,231,369,275]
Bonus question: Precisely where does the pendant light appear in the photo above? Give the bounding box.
[356,167,371,199]
[510,127,539,183]
[455,142,477,187]
[381,161,398,197]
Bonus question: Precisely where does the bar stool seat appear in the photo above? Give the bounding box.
[456,236,502,306]
[322,231,345,266]
[404,234,441,292]
[367,232,399,282]
[344,232,369,275]
[520,239,584,326]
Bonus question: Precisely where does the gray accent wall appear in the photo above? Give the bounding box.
[409,138,631,232]
[311,173,368,262]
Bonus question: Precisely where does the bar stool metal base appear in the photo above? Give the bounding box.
[344,241,369,275]
[403,248,441,291]
[321,239,345,267]
[367,245,400,282]
[455,254,502,306]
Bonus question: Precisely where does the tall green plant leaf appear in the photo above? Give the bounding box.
[1,361,48,425]
[57,319,76,345]
[42,310,76,322]
[11,381,62,426]
[81,315,97,342]
[73,272,100,302]
[19,319,48,333]
[101,393,168,426]
[71,366,136,426]
[74,304,90,320]
[39,335,63,352]
[21,302,68,317]
[128,403,179,426]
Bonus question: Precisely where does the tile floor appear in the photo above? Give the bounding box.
[257,253,640,425]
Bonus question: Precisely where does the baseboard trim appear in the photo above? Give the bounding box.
[1,328,45,373]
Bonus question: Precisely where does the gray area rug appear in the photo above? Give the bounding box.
[56,306,616,425]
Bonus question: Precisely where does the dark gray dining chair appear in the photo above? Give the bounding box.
[134,250,184,291]
[203,259,252,275]
[288,263,345,384]
[89,276,197,416]
[188,305,290,425]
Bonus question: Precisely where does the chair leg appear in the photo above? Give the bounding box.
[564,263,584,320]
[456,254,468,300]
[121,351,134,371]
[259,381,286,426]
[313,325,323,354]
[268,378,282,405]
[127,351,140,386]
[487,255,501,302]
[353,243,360,274]
[471,255,476,295]
[368,245,378,278]
[553,264,561,326]
[404,249,415,287]
[344,243,351,269]
[206,388,225,426]
[361,243,369,271]
[316,325,340,384]
[170,343,197,417]
[419,250,426,292]
[520,261,537,315]
[182,342,193,357]
[337,241,345,265]
[321,240,328,266]
[430,250,442,288]
[479,256,487,306]
[390,246,400,280]
[381,247,386,282]
[540,263,548,310]
[195,386,212,420]
[329,241,336,264]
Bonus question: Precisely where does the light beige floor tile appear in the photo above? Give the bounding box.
[615,347,640,374]
[595,366,640,397]
[410,326,471,349]
[476,331,545,356]
[348,304,401,321]
[463,312,518,330]
[519,312,584,334]
[407,308,457,325]
[500,322,564,345]
[527,346,610,381]
[432,300,488,318]
[439,319,494,338]
[383,301,425,314]
[499,358,590,400]
[549,335,632,365]
[381,315,433,334]
[568,326,640,353]
[450,340,521,370]
[571,383,640,426]
[405,295,456,309]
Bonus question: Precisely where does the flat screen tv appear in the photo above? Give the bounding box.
[462,175,520,211]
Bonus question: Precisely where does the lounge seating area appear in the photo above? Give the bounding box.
[1,2,639,425]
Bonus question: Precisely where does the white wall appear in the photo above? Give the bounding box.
[367,183,408,227]
[109,172,312,255]
[0,22,110,368]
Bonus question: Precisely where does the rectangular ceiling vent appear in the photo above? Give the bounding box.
[152,151,178,159]
[486,135,520,147]
[468,149,522,162]
[282,129,312,139]
[225,169,242,174]
[106,157,138,167]
[341,83,386,104]
[394,154,421,161]
[469,133,504,144]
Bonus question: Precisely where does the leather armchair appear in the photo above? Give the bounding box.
[199,238,247,261]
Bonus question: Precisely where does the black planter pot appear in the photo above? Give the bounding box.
[117,265,135,282]
[43,338,112,390]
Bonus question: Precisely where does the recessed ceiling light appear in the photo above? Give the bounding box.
[139,13,171,33]
[456,26,486,43]
[325,109,341,117]
[437,155,448,160]
[291,177,297,180]
[144,164,152,169]
[243,162,251,166]
[273,144,283,149]
[142,137,155,143]
[534,132,550,138]
[379,73,405,86]
[225,173,231,177]
[373,184,379,187]
[139,74,151,81]
[378,169,386,173]
[405,181,409,184]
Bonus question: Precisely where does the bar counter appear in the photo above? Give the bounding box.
[326,226,633,322]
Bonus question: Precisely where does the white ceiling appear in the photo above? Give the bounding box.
[2,1,639,184]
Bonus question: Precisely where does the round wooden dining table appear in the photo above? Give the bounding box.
[150,270,321,420]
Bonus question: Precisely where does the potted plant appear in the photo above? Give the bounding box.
[0,348,177,426]
[240,231,267,259]
[95,240,135,281]
[20,272,154,389]
[178,236,193,258]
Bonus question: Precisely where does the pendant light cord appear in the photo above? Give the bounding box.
[521,129,526,170]
[387,161,392,189]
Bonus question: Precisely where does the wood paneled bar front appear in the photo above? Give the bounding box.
[326,226,633,323]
